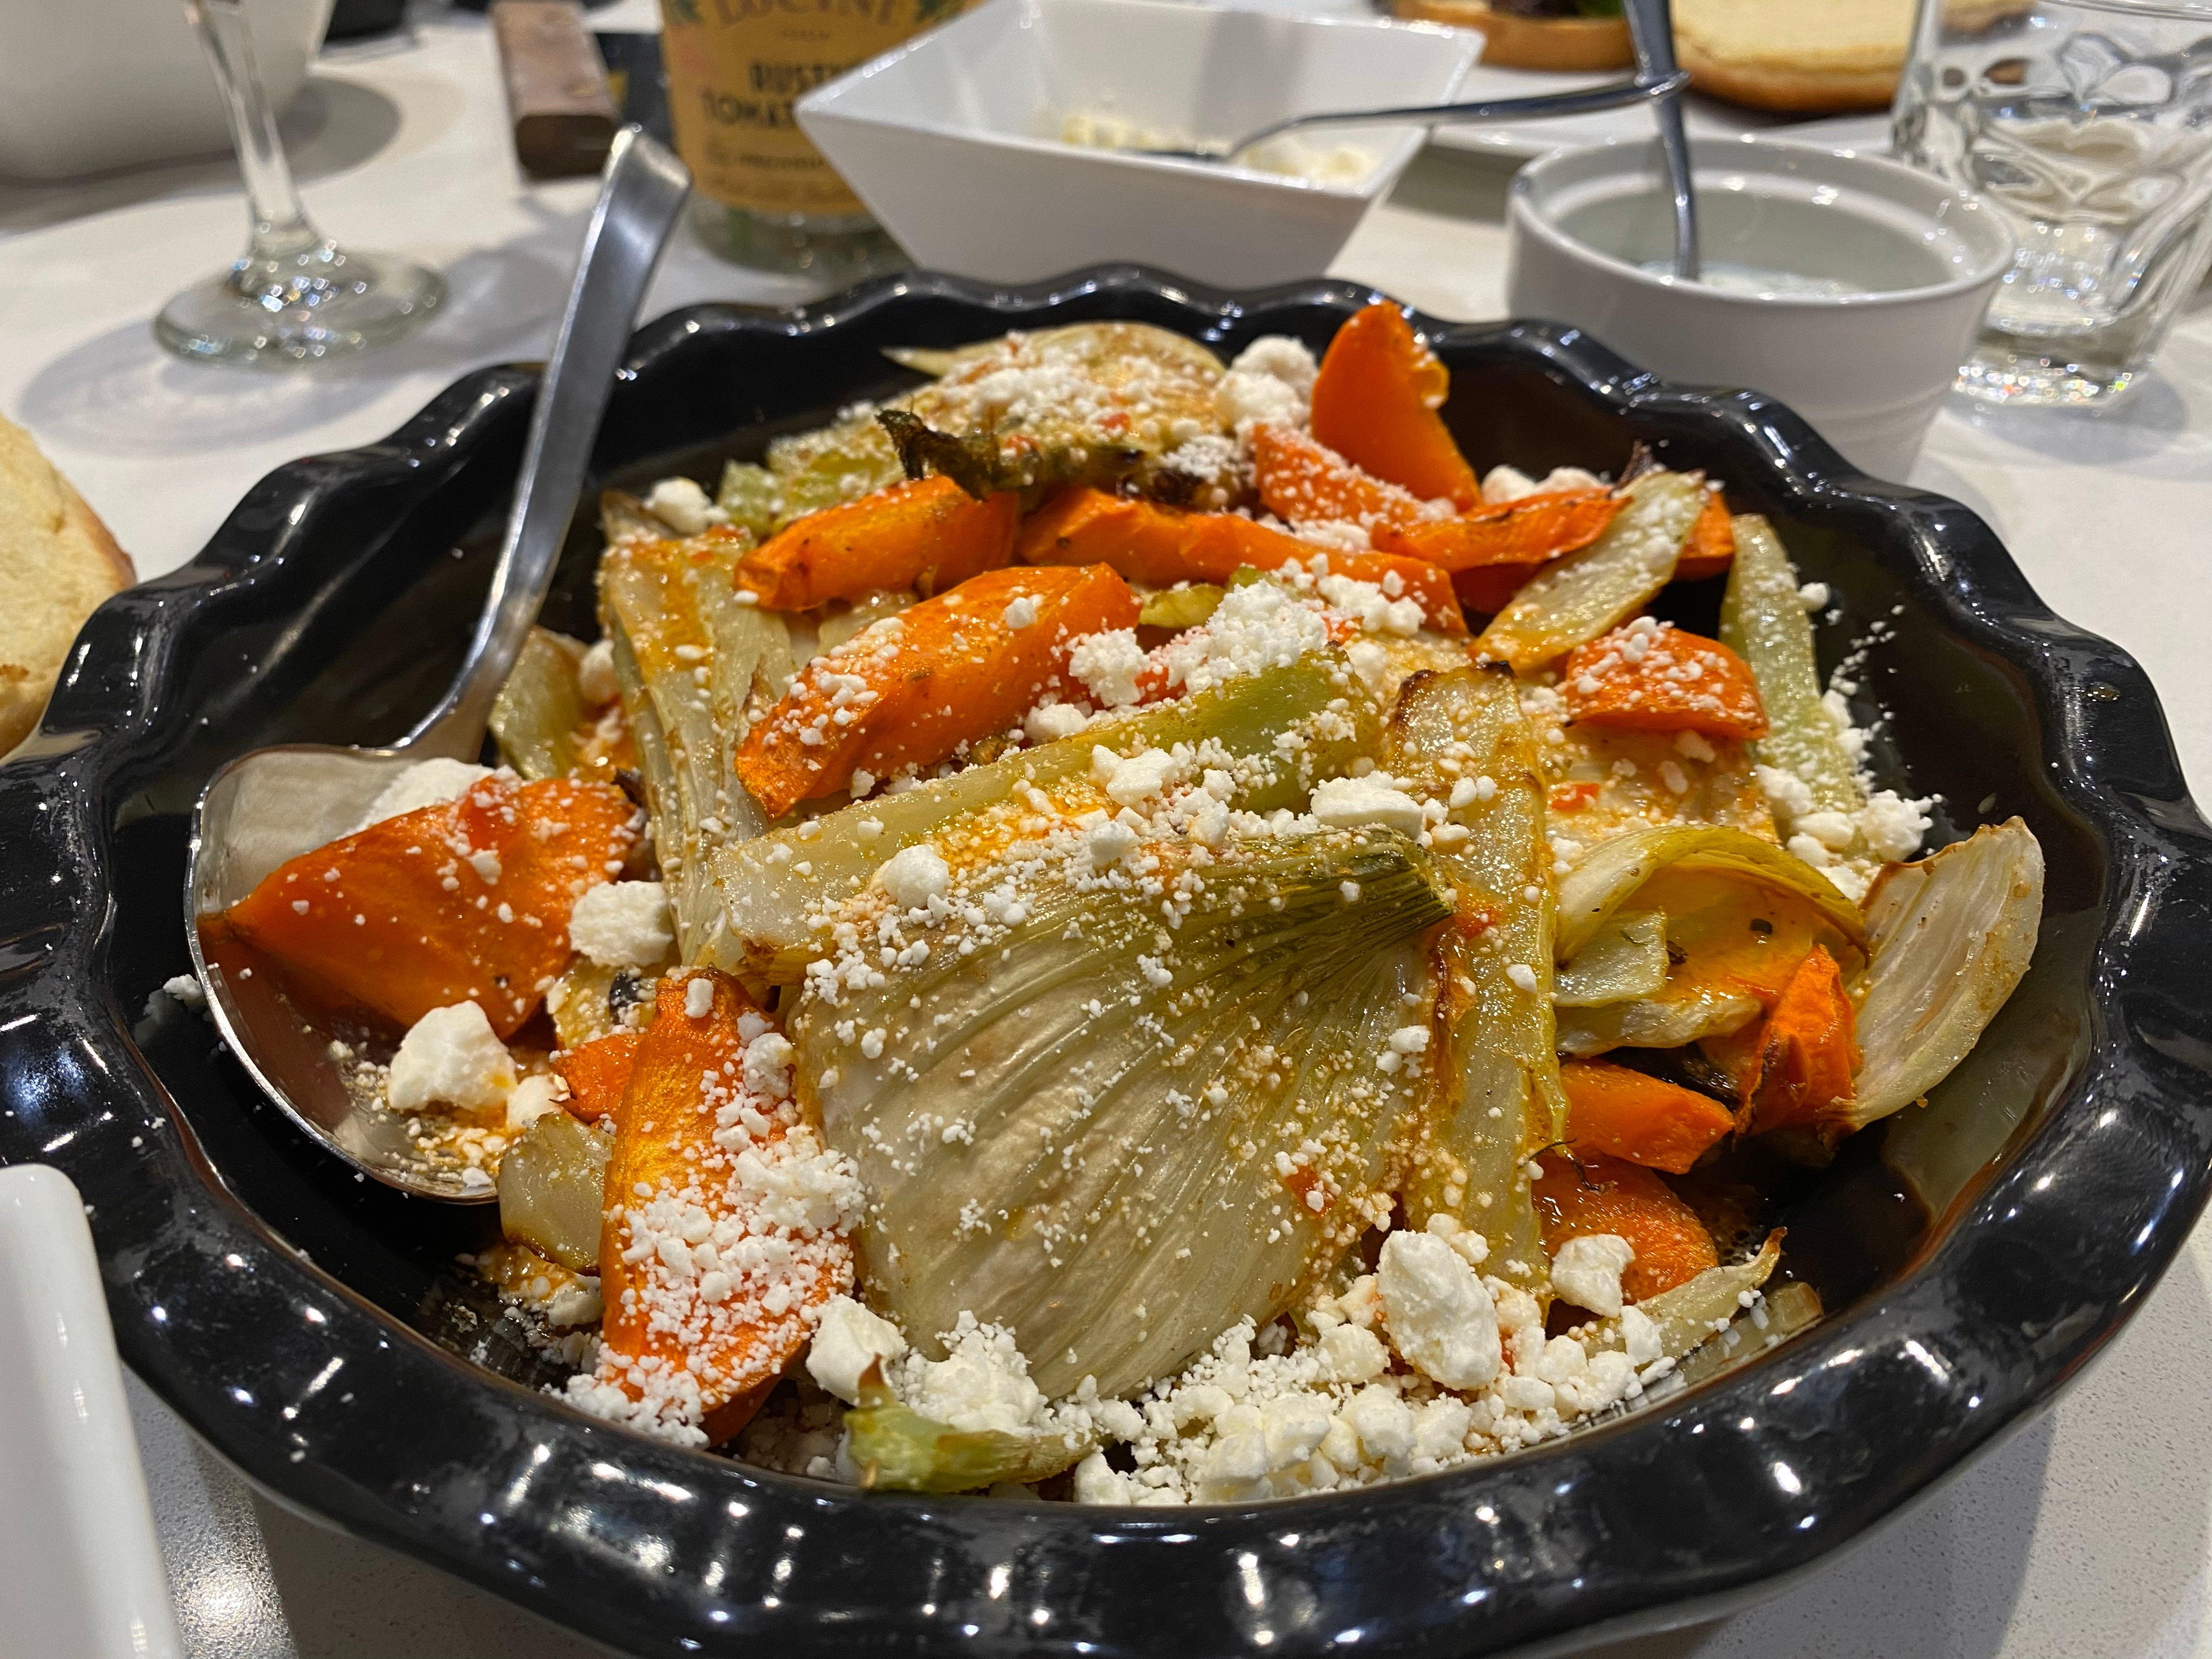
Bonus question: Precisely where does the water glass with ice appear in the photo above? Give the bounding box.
[1893,0,2212,406]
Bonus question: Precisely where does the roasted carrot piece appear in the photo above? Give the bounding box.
[227,775,638,1039]
[1013,488,1192,583]
[1019,488,1465,634]
[735,563,1140,815]
[1450,562,1545,617]
[1736,945,1860,1136]
[1561,1058,1736,1175]
[735,476,1018,610]
[1310,302,1481,510]
[1249,424,1434,533]
[1559,618,1769,741]
[593,971,854,1443]
[1673,488,1736,581]
[1534,1149,1719,1301]
[1375,489,1623,572]
[555,1029,642,1124]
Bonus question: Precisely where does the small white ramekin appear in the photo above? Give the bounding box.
[1506,137,2015,480]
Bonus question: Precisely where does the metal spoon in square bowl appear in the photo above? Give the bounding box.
[1131,66,1690,165]
[183,128,691,1201]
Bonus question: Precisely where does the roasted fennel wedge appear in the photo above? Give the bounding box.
[1475,471,1708,672]
[792,827,1452,1402]
[706,653,1379,985]
[1383,665,1562,1295]
[1718,514,1866,847]
[599,532,792,962]
[489,627,588,781]
[1850,818,2043,1129]
[1553,824,1869,1057]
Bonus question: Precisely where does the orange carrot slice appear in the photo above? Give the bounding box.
[594,971,854,1443]
[1673,488,1736,581]
[1018,488,1465,634]
[1450,562,1545,618]
[1561,1058,1735,1175]
[1375,489,1623,572]
[555,1029,642,1124]
[735,563,1140,815]
[1250,424,1434,533]
[1736,945,1860,1136]
[1559,618,1768,741]
[735,476,1019,610]
[1310,302,1481,510]
[227,775,638,1038]
[1533,1149,1719,1302]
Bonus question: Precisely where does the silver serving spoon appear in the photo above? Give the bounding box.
[1131,69,1691,165]
[184,128,690,1201]
[1623,0,1701,280]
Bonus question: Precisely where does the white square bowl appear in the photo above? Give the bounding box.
[797,0,1480,289]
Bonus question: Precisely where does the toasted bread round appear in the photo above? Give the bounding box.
[1673,0,1914,114]
[0,415,133,756]
[1390,0,1633,74]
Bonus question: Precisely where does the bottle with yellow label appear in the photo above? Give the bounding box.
[658,0,968,278]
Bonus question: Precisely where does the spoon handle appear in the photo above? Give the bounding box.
[410,127,691,759]
[1227,70,1691,156]
[1621,0,1700,282]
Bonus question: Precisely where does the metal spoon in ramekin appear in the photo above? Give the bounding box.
[183,128,690,1201]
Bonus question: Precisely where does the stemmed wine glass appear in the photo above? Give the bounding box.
[155,0,443,367]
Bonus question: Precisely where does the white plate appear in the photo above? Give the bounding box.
[0,1166,181,1659]
[1142,0,1893,159]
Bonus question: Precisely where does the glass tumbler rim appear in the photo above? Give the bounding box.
[1956,0,2212,22]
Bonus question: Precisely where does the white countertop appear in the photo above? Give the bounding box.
[7,6,2211,1655]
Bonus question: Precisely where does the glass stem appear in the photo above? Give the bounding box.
[187,0,326,268]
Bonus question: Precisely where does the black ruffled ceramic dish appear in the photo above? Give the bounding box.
[4,267,2210,1658]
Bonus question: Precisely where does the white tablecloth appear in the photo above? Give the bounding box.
[7,6,2212,1655]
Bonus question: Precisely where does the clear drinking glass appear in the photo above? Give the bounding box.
[1893,0,2212,405]
[156,0,443,368]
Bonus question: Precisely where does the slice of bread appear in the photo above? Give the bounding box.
[1673,0,1917,114]
[0,415,133,757]
[1390,0,1633,73]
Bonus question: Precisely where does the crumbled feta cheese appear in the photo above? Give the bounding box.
[892,1314,1047,1435]
[578,637,619,706]
[504,1073,568,1130]
[805,1295,909,1404]
[1858,789,1932,862]
[1002,595,1039,630]
[1481,464,1604,504]
[1754,764,1816,823]
[161,973,206,1011]
[875,843,951,910]
[1799,581,1831,611]
[1024,702,1090,744]
[684,975,715,1020]
[646,476,723,535]
[1216,370,1306,432]
[1318,1322,1387,1384]
[1105,748,1181,806]
[1310,776,1425,835]
[355,758,494,833]
[1069,629,1150,709]
[1620,1304,1662,1367]
[1551,1233,1635,1317]
[1228,335,1318,396]
[1088,815,1140,866]
[1376,1231,1502,1390]
[568,880,674,967]
[387,1002,515,1115]
[1796,810,1858,853]
[1505,963,1539,994]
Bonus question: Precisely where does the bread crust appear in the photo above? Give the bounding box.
[0,415,134,756]
[1389,0,1634,74]
[1677,40,1899,113]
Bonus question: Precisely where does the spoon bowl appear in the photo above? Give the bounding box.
[182,127,691,1201]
